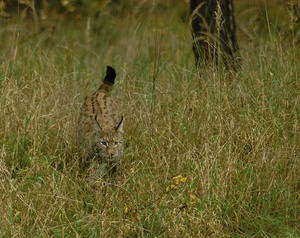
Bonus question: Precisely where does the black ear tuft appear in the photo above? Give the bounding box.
[115,115,124,132]
[104,66,116,84]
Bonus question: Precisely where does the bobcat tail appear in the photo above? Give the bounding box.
[103,66,116,85]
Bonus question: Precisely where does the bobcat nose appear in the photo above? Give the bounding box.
[107,147,116,158]
[107,150,115,157]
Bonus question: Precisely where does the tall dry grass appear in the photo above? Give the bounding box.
[0,1,299,237]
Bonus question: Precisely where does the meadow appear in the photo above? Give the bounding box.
[0,1,299,237]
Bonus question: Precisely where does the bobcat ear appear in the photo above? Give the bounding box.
[115,116,124,132]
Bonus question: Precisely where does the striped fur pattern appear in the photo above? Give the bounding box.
[78,66,123,177]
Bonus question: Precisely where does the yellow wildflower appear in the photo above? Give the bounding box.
[124,206,130,215]
[172,175,187,185]
[170,184,177,190]
[166,184,177,193]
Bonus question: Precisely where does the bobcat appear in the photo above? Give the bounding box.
[77,66,123,178]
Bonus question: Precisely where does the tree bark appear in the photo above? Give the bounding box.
[190,0,240,70]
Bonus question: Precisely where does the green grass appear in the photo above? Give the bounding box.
[0,1,299,237]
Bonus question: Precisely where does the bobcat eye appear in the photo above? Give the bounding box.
[114,141,120,146]
[99,141,108,147]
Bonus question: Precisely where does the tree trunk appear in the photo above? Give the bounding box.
[190,0,240,70]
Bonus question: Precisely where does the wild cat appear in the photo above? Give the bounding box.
[77,66,123,178]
